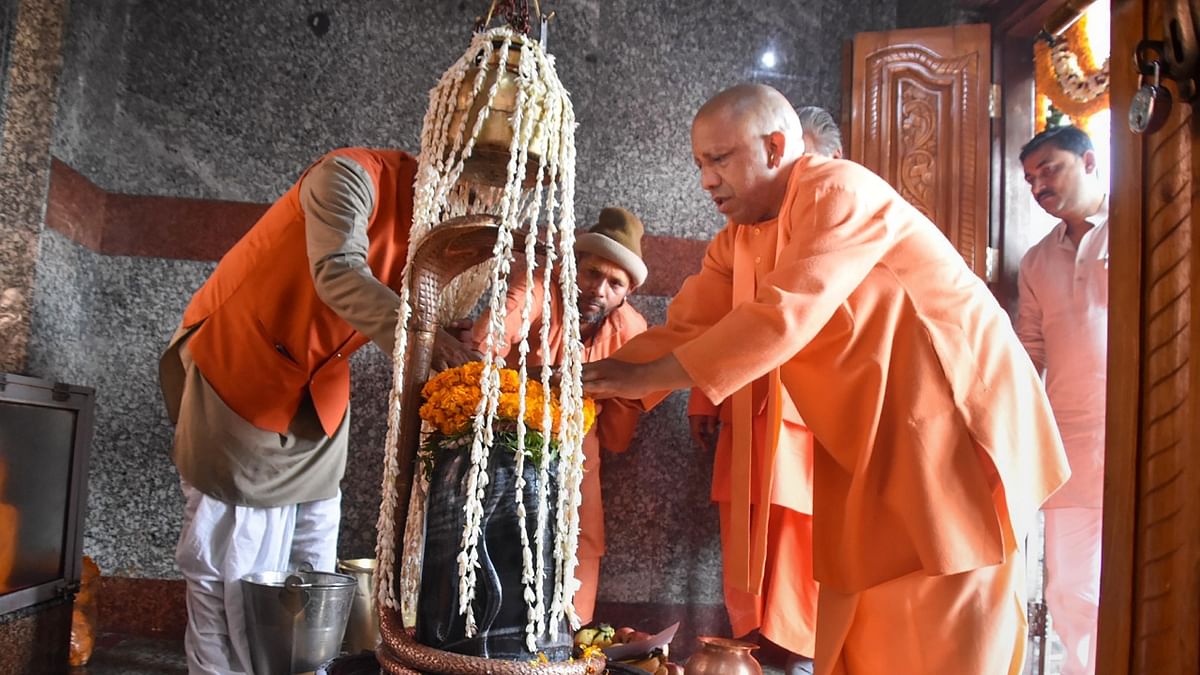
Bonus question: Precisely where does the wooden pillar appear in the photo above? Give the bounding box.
[1098,0,1200,672]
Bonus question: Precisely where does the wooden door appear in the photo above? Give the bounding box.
[1098,0,1200,672]
[847,24,992,278]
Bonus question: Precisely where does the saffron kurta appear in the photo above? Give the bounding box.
[612,154,1069,671]
[688,294,817,655]
[469,270,647,622]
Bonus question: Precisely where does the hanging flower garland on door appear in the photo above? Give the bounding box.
[1034,14,1110,128]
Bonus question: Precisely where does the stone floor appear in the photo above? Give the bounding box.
[73,634,187,675]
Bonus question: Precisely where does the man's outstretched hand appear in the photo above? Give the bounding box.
[431,322,481,372]
[581,354,693,400]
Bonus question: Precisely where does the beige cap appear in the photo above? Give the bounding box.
[574,207,648,287]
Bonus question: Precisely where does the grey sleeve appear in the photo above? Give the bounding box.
[302,155,402,356]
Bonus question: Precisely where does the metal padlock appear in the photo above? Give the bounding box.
[1130,61,1173,134]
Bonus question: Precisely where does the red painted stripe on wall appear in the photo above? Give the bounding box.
[45,158,711,296]
[45,158,107,251]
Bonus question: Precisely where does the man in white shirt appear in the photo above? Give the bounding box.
[1015,125,1108,675]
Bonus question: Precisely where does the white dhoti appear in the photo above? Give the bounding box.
[1043,507,1102,675]
[175,480,341,675]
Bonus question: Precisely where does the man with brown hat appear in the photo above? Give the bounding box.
[465,206,649,623]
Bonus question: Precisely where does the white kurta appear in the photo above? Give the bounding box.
[1015,202,1108,510]
[1015,199,1108,675]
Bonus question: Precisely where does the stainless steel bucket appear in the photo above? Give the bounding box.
[336,558,379,654]
[242,566,356,674]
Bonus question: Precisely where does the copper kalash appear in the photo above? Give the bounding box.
[373,2,603,673]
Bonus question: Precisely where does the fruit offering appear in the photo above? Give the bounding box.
[574,623,617,650]
[573,624,678,674]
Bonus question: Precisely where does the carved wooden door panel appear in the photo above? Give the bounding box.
[847,24,992,278]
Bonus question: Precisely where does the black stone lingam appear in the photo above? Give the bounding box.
[415,442,572,660]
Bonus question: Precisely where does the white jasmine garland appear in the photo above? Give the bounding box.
[457,32,518,635]
[1050,38,1110,103]
[375,282,413,611]
[510,72,553,652]
[532,158,561,643]
[399,450,430,627]
[375,25,585,651]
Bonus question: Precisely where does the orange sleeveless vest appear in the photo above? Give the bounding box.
[182,148,417,435]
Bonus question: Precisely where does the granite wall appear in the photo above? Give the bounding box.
[0,0,65,373]
[25,0,943,631]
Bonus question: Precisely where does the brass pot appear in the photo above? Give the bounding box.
[336,558,379,654]
[683,637,762,675]
[447,36,550,188]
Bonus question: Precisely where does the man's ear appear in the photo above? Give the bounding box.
[766,131,788,168]
[1082,149,1098,175]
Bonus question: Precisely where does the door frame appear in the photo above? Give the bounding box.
[988,0,1063,316]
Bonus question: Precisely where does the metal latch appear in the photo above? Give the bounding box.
[1027,599,1049,639]
[985,246,1000,283]
[52,381,71,401]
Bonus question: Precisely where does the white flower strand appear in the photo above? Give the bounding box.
[509,67,554,653]
[375,278,414,611]
[547,112,585,630]
[399,450,430,626]
[374,25,583,650]
[462,34,552,636]
[375,28,497,615]
[532,159,561,642]
[458,34,518,636]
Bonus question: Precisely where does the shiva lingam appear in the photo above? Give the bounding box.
[372,3,603,674]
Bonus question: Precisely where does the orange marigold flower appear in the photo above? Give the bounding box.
[420,363,598,438]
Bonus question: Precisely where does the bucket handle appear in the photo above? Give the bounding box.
[280,562,314,616]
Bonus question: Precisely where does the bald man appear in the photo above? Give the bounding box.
[682,103,845,674]
[583,83,1069,674]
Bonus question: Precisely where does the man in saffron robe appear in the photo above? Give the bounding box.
[684,101,843,675]
[582,84,1070,674]
[466,207,649,624]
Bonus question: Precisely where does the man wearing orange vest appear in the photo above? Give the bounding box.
[159,147,471,675]
[465,207,649,625]
[683,103,842,675]
[582,84,1070,674]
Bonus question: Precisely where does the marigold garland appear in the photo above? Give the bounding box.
[1034,15,1110,127]
[419,361,597,439]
